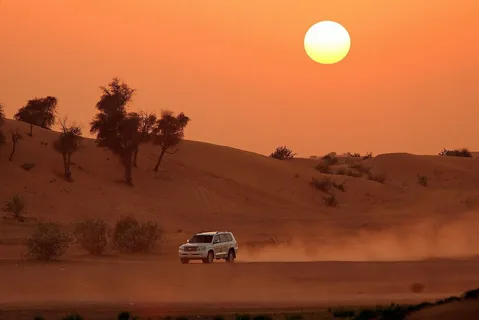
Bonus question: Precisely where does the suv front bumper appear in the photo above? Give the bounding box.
[178,249,209,259]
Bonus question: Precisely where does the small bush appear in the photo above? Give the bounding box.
[310,177,333,192]
[269,146,295,160]
[322,152,339,165]
[439,148,472,157]
[335,167,347,175]
[73,218,110,255]
[323,194,338,207]
[25,222,72,260]
[333,181,346,192]
[417,175,428,187]
[113,216,163,253]
[344,152,361,158]
[315,163,332,174]
[348,163,371,174]
[5,194,26,221]
[362,152,373,160]
[367,171,386,183]
[347,169,363,178]
[21,163,35,171]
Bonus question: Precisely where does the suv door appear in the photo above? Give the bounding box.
[218,234,229,257]
[212,235,222,256]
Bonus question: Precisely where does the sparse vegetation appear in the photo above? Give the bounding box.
[4,194,26,221]
[336,167,347,175]
[152,110,190,172]
[333,181,346,192]
[322,152,339,165]
[25,222,72,260]
[367,171,386,183]
[344,152,361,158]
[349,162,371,174]
[53,118,82,181]
[323,194,338,207]
[90,78,140,185]
[73,218,110,255]
[362,152,373,160]
[14,96,58,137]
[269,146,295,160]
[417,175,428,187]
[347,169,363,178]
[439,148,472,157]
[310,177,333,192]
[112,216,163,253]
[8,129,23,161]
[315,163,332,174]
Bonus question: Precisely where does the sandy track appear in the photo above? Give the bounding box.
[2,258,479,319]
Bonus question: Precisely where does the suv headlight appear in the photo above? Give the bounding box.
[179,245,185,250]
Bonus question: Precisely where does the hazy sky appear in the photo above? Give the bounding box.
[1,0,478,157]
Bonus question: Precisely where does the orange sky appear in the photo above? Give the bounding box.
[1,0,478,157]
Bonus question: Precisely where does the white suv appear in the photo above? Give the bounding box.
[178,231,238,264]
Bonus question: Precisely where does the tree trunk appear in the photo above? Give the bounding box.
[154,148,167,172]
[29,124,33,137]
[63,153,72,181]
[9,142,17,161]
[133,145,139,168]
[122,149,134,186]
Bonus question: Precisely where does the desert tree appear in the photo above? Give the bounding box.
[53,118,82,181]
[152,110,190,172]
[9,129,23,161]
[0,102,5,144]
[14,96,58,137]
[132,110,157,167]
[90,78,140,185]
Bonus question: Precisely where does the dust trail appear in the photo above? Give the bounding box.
[239,212,479,262]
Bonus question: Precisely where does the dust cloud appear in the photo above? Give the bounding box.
[239,212,479,262]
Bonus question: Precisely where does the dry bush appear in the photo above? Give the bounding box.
[367,171,386,183]
[439,148,472,157]
[323,194,338,207]
[113,216,163,253]
[322,152,339,165]
[270,146,295,160]
[362,152,373,160]
[347,169,363,178]
[417,175,429,187]
[4,194,26,221]
[310,177,333,192]
[73,218,110,255]
[348,162,371,174]
[344,152,361,158]
[335,167,347,175]
[315,163,332,174]
[333,181,346,192]
[25,222,72,260]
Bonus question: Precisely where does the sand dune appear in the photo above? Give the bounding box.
[2,119,479,319]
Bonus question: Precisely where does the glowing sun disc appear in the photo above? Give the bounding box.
[304,21,351,64]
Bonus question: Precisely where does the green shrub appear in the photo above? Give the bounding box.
[25,222,72,260]
[113,216,163,253]
[73,218,110,255]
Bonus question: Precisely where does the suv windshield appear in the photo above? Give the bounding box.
[189,235,213,243]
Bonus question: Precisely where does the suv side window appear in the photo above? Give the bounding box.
[213,235,220,243]
[226,233,233,242]
[219,234,228,242]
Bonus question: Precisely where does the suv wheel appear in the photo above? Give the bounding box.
[203,250,214,264]
[226,249,235,263]
[180,258,189,264]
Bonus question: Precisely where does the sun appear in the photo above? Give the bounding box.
[304,21,351,65]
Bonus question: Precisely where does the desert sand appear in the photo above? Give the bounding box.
[1,118,479,319]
